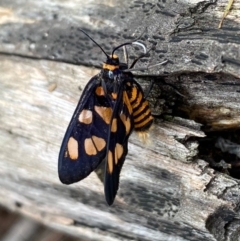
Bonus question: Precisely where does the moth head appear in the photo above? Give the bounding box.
[103,54,120,72]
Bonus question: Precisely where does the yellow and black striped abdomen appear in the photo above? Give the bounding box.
[129,86,153,131]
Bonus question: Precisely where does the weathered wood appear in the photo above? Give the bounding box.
[0,207,84,241]
[0,55,211,241]
[1,0,240,241]
[0,0,239,77]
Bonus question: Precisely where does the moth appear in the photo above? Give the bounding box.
[58,30,154,205]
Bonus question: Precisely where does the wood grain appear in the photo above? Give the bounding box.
[0,55,215,241]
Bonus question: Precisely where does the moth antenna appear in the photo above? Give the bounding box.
[112,42,133,57]
[112,41,147,57]
[79,29,109,59]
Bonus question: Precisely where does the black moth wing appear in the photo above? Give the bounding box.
[58,75,110,185]
[104,80,135,205]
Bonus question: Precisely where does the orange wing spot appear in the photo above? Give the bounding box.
[120,113,131,135]
[107,150,113,174]
[111,118,117,132]
[92,135,106,151]
[102,63,119,71]
[111,92,117,99]
[67,137,78,160]
[84,138,97,155]
[79,109,92,124]
[134,108,151,123]
[95,106,113,124]
[132,92,143,109]
[114,147,118,165]
[129,86,138,103]
[134,115,153,129]
[133,100,149,116]
[115,143,123,164]
[95,86,105,96]
[123,91,133,115]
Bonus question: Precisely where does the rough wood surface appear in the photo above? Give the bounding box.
[0,0,239,77]
[0,0,240,241]
[0,207,83,241]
